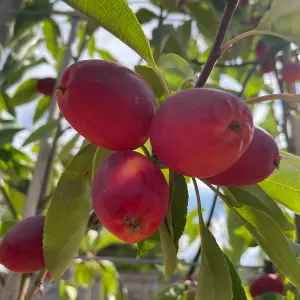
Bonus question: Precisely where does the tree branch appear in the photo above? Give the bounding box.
[195,0,240,88]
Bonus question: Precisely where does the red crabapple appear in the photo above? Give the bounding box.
[56,60,155,151]
[205,127,280,186]
[0,215,45,273]
[91,151,169,244]
[149,88,254,178]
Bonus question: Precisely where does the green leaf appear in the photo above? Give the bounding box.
[63,0,156,66]
[43,143,96,279]
[11,78,38,106]
[135,65,165,101]
[196,226,232,300]
[157,54,194,91]
[137,231,160,257]
[255,0,300,45]
[0,119,23,148]
[135,8,157,24]
[224,256,247,300]
[43,19,61,60]
[257,293,284,300]
[159,222,177,280]
[88,35,96,57]
[33,96,51,123]
[225,196,300,289]
[97,49,118,62]
[75,262,95,286]
[0,220,18,238]
[171,173,188,249]
[22,120,60,147]
[0,91,15,117]
[226,185,294,232]
[259,151,300,214]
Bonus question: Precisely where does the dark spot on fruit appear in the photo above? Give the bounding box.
[56,85,66,94]
[228,121,241,132]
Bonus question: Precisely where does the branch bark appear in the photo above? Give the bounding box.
[195,0,240,88]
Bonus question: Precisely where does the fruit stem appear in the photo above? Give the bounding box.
[246,93,300,105]
[192,178,205,236]
[26,269,48,300]
[195,0,240,88]
[153,65,171,99]
[141,145,151,159]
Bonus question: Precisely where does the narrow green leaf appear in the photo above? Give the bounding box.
[259,151,300,214]
[135,65,165,101]
[135,8,157,24]
[97,49,118,62]
[196,226,232,300]
[226,185,294,232]
[159,222,177,280]
[224,256,247,300]
[43,19,61,59]
[0,91,15,117]
[88,35,96,57]
[171,173,188,249]
[226,196,300,289]
[137,231,160,258]
[63,0,156,66]
[43,143,96,279]
[33,96,51,123]
[22,119,60,146]
[255,0,300,45]
[0,119,23,148]
[11,78,38,106]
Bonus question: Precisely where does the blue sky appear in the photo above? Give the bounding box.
[8,0,289,267]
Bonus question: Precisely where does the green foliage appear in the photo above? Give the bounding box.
[255,0,300,45]
[63,0,156,66]
[43,144,96,279]
[196,225,232,300]
[259,152,300,214]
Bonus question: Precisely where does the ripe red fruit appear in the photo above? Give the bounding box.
[205,127,280,186]
[56,60,155,151]
[91,151,169,244]
[149,88,254,178]
[255,41,275,74]
[36,78,56,96]
[281,62,300,83]
[0,215,45,273]
[250,274,284,297]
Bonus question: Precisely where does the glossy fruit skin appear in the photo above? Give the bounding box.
[36,78,56,96]
[205,127,280,186]
[56,60,155,151]
[149,88,254,178]
[250,274,284,297]
[91,151,169,244]
[281,62,300,83]
[255,41,275,74]
[0,215,45,273]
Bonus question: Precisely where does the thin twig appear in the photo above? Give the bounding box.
[26,269,47,300]
[246,93,300,105]
[195,0,240,88]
